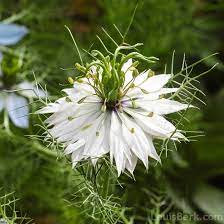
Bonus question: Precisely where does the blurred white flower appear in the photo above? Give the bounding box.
[0,23,28,46]
[0,82,47,128]
[0,218,8,224]
[38,58,192,176]
[0,23,28,76]
[0,22,46,128]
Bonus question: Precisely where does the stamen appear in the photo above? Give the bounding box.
[101,104,107,112]
[130,83,135,88]
[65,97,72,102]
[75,63,86,72]
[86,73,91,79]
[129,66,135,71]
[77,97,87,104]
[148,70,155,77]
[68,116,74,121]
[118,103,123,112]
[132,61,139,67]
[132,68,139,77]
[140,88,149,94]
[131,100,137,108]
[81,124,92,131]
[68,77,74,84]
[148,112,154,117]
[130,128,135,133]
[77,79,84,83]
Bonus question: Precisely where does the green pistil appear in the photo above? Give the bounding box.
[74,44,158,106]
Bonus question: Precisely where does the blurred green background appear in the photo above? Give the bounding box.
[0,0,224,223]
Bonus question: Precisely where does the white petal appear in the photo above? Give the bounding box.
[63,85,101,103]
[73,82,95,96]
[101,112,111,152]
[6,93,29,128]
[110,111,126,176]
[48,102,100,128]
[83,113,108,157]
[122,59,132,73]
[122,59,133,86]
[0,93,5,112]
[136,98,193,115]
[120,115,145,160]
[123,87,179,105]
[64,139,85,155]
[52,109,101,142]
[71,146,85,168]
[145,135,161,162]
[36,102,61,114]
[124,108,177,138]
[36,97,68,114]
[141,88,179,101]
[17,81,47,98]
[120,113,154,167]
[125,154,138,175]
[136,73,171,92]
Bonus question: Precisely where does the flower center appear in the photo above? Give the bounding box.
[106,100,121,110]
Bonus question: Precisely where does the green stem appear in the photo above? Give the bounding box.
[155,206,161,224]
[102,169,110,199]
[3,109,12,135]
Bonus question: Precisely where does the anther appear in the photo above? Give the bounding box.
[148,112,154,117]
[77,97,86,104]
[141,88,149,94]
[75,63,86,73]
[131,100,137,108]
[81,124,92,131]
[148,70,155,77]
[68,77,74,84]
[65,97,72,102]
[159,94,164,99]
[130,83,135,88]
[132,68,139,78]
[101,104,107,112]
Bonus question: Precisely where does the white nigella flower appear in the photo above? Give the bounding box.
[0,81,46,128]
[0,22,46,128]
[37,47,193,176]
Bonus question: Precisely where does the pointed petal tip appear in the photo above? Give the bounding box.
[117,169,122,177]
